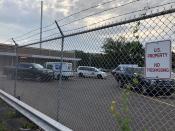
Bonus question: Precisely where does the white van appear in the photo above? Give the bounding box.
[77,66,107,79]
[44,62,73,80]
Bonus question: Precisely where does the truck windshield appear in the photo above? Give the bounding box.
[33,64,44,69]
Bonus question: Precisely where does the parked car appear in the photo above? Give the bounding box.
[77,66,107,79]
[44,62,73,80]
[3,63,54,81]
[112,67,175,96]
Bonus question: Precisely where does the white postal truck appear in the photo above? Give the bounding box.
[44,62,73,80]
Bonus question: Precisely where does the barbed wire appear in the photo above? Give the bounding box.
[2,0,175,46]
[63,1,175,33]
[0,0,140,45]
[21,38,40,45]
[42,27,58,33]
[11,22,55,41]
[40,32,60,40]
[17,28,59,44]
[16,32,41,43]
[0,38,13,45]
[21,32,60,45]
[56,0,126,22]
[0,0,122,43]
[59,0,140,27]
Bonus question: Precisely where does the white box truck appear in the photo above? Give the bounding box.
[44,62,73,80]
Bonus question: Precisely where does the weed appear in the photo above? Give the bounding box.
[21,120,38,130]
[0,121,6,131]
[110,85,131,131]
[5,110,16,119]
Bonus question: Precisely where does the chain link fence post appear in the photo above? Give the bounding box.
[12,38,18,98]
[55,20,65,121]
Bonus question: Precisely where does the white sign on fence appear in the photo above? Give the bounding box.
[145,40,171,79]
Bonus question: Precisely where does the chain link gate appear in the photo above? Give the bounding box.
[1,5,175,131]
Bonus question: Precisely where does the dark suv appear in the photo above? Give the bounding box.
[3,63,54,81]
[112,67,175,96]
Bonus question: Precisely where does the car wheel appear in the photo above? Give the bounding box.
[133,85,141,93]
[142,86,148,95]
[36,75,42,82]
[64,77,69,80]
[78,73,83,77]
[57,75,60,80]
[97,74,103,79]
[119,80,125,88]
[164,92,172,96]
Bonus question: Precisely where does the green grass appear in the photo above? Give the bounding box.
[21,121,38,129]
[0,121,6,131]
[5,110,16,119]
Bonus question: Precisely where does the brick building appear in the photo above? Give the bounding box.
[0,43,80,67]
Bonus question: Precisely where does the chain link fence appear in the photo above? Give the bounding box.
[1,6,175,131]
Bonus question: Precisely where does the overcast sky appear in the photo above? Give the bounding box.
[0,0,174,52]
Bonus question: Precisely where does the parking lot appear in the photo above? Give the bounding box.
[1,74,175,131]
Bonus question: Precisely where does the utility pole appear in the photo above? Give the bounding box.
[40,1,43,54]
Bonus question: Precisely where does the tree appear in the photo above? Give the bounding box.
[102,37,144,69]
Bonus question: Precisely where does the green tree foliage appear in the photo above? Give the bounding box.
[102,38,144,69]
[75,50,106,68]
[75,37,144,69]
[75,21,145,69]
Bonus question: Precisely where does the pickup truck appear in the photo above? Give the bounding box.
[112,67,175,96]
[3,63,54,81]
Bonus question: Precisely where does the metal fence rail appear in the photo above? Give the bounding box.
[0,89,72,131]
[1,4,175,131]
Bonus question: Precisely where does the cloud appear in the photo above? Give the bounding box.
[0,0,174,51]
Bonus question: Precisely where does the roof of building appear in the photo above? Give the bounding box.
[0,43,81,61]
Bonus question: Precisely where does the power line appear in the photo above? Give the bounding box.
[60,0,140,27]
[63,1,175,33]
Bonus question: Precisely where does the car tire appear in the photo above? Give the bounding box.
[78,73,83,77]
[164,92,172,96]
[57,75,60,80]
[119,80,125,88]
[64,77,69,80]
[8,73,15,80]
[36,75,43,82]
[142,86,148,95]
[97,74,103,79]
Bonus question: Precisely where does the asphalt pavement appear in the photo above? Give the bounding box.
[0,74,175,131]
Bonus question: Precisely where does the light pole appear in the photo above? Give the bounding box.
[40,1,43,54]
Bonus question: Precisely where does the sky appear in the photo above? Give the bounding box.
[0,0,174,52]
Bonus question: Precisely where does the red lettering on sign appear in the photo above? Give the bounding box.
[154,63,160,67]
[154,48,160,52]
[146,68,169,72]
